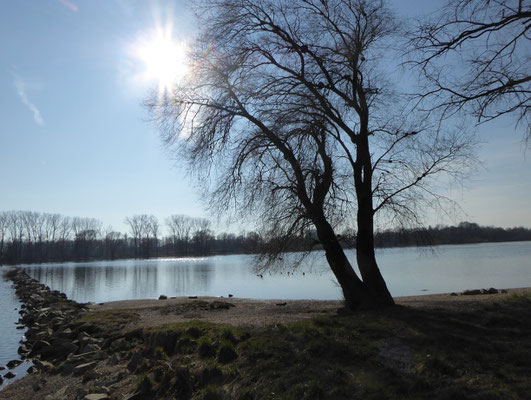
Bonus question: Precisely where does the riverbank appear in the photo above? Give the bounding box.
[1,269,530,399]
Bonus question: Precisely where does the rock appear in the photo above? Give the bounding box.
[4,371,17,379]
[95,386,110,394]
[82,369,100,383]
[501,289,508,293]
[276,302,287,306]
[127,351,143,372]
[78,331,91,341]
[0,366,4,370]
[6,359,22,369]
[31,339,51,353]
[33,359,55,371]
[228,294,234,298]
[109,338,127,352]
[107,353,120,366]
[83,343,101,353]
[450,292,458,296]
[487,287,499,294]
[27,365,38,374]
[0,376,3,385]
[84,394,109,400]
[462,289,482,295]
[18,344,30,355]
[158,295,168,300]
[74,361,98,375]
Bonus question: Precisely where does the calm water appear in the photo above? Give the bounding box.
[0,276,31,389]
[1,241,530,389]
[20,241,531,302]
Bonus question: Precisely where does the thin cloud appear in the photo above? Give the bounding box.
[58,0,79,12]
[13,75,45,126]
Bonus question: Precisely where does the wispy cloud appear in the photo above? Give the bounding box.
[58,0,79,12]
[13,74,45,126]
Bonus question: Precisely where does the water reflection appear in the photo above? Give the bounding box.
[22,242,531,303]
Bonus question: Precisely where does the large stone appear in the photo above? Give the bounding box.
[84,394,109,400]
[462,289,482,295]
[31,340,51,352]
[83,343,102,353]
[33,360,55,371]
[3,371,17,379]
[127,351,143,372]
[74,361,98,375]
[6,359,22,369]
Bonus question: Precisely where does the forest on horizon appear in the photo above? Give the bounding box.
[1,210,530,265]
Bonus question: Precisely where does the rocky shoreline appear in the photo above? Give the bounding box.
[1,269,138,399]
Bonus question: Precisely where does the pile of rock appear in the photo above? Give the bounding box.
[3,270,113,383]
[3,269,152,399]
[450,287,508,296]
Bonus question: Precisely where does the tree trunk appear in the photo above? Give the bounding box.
[314,217,368,309]
[355,135,395,308]
[356,206,395,307]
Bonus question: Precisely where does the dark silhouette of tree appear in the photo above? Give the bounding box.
[408,0,530,139]
[150,0,474,309]
[104,228,123,260]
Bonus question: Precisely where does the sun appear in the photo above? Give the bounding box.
[131,26,189,93]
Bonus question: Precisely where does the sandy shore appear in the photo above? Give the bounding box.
[89,287,531,329]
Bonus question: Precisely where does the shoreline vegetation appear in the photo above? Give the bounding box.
[1,210,530,266]
[1,269,530,399]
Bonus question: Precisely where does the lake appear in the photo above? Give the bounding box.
[21,241,531,303]
[1,241,531,389]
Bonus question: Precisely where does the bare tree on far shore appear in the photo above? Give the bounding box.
[150,0,476,309]
[408,0,530,139]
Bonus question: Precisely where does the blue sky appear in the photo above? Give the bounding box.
[0,0,529,234]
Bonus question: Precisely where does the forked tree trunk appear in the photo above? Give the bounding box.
[314,216,369,309]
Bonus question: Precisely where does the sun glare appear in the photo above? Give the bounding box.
[131,27,189,93]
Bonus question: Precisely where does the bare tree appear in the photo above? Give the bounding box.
[150,0,474,309]
[125,215,144,257]
[104,227,123,260]
[191,218,213,255]
[408,0,530,138]
[125,214,159,258]
[146,215,160,257]
[0,212,7,256]
[166,214,194,255]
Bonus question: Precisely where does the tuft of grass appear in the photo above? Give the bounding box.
[198,336,218,359]
[217,340,238,364]
[201,385,224,400]
[154,346,168,360]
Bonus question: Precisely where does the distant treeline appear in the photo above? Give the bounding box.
[0,211,261,265]
[372,222,531,248]
[1,211,530,265]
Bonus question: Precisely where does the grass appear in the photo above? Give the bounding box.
[94,296,531,399]
[76,309,139,332]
